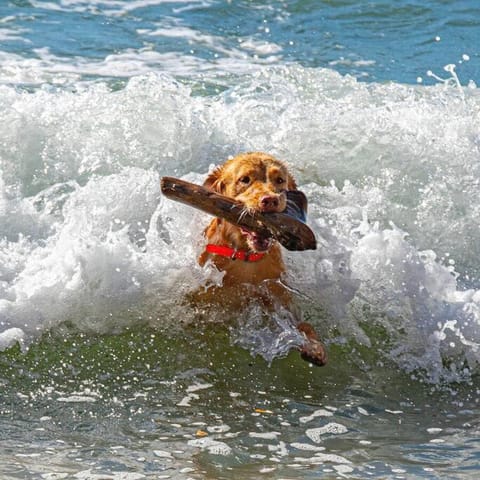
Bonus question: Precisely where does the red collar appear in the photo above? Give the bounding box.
[205,244,266,262]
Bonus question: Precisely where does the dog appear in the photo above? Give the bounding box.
[196,152,327,366]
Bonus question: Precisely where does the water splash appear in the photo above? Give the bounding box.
[1,68,479,383]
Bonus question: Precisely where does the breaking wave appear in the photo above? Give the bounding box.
[1,66,479,383]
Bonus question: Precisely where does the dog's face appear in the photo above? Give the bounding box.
[204,152,297,252]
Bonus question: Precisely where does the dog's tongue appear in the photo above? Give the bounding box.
[241,228,272,252]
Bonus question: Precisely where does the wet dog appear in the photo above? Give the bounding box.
[197,152,327,366]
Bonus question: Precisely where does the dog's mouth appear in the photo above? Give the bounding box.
[240,227,273,252]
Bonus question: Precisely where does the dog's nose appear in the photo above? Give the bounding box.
[260,195,280,212]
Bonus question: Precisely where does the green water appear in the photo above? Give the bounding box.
[1,325,479,479]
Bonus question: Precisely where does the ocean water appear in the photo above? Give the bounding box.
[1,0,480,478]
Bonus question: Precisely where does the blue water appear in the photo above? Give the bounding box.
[1,0,478,86]
[1,1,480,479]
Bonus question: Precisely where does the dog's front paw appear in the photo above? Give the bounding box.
[299,339,328,367]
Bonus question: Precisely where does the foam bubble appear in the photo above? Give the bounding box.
[249,432,281,440]
[290,442,325,452]
[306,423,348,443]
[0,327,25,351]
[188,438,232,456]
[299,409,334,424]
[293,452,351,465]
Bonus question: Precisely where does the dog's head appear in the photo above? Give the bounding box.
[204,152,298,252]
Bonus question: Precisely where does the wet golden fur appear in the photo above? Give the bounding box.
[197,152,327,366]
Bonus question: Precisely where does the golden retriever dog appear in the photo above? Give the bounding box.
[196,152,327,366]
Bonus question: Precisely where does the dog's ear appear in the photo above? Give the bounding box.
[203,166,225,193]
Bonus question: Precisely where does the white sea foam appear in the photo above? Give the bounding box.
[30,0,210,16]
[188,438,232,456]
[293,452,351,465]
[306,423,348,443]
[299,409,334,424]
[249,431,281,440]
[0,67,479,383]
[290,442,325,452]
[0,31,282,87]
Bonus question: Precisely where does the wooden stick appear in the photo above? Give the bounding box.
[160,176,316,251]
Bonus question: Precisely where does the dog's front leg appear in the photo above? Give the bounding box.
[297,321,328,366]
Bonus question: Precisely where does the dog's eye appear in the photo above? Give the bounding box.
[276,177,285,185]
[239,176,251,184]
